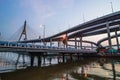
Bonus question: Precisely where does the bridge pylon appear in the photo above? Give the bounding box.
[18,20,27,41]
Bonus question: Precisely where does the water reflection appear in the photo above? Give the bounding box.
[1,57,120,80]
[53,58,120,80]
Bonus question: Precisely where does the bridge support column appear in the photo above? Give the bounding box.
[22,54,25,65]
[38,54,41,67]
[106,22,112,48]
[15,54,21,68]
[91,43,93,49]
[62,53,65,63]
[58,53,62,63]
[30,54,34,67]
[80,37,82,49]
[43,53,46,65]
[50,39,52,47]
[115,29,119,49]
[75,37,77,49]
[66,34,68,48]
[70,54,73,61]
[77,53,80,60]
[58,41,59,48]
[78,41,80,49]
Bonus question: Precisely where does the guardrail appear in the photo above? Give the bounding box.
[0,41,97,53]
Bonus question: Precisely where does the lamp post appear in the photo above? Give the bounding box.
[40,25,45,39]
[40,24,46,46]
[43,25,45,39]
[110,2,114,13]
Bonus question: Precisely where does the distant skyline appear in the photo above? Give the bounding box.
[0,0,120,41]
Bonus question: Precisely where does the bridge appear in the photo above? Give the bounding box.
[1,11,120,67]
[20,11,120,49]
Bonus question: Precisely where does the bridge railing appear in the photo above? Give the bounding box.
[0,41,96,53]
[0,41,70,49]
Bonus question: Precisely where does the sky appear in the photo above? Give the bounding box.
[0,0,120,42]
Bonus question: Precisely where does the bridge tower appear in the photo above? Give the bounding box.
[18,20,27,41]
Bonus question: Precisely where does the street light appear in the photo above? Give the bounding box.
[110,2,114,13]
[40,24,45,39]
[40,24,46,46]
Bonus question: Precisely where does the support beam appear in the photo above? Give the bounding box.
[30,54,34,67]
[80,37,82,49]
[111,61,116,80]
[75,37,77,49]
[58,53,61,63]
[66,34,68,48]
[78,40,80,49]
[91,43,93,49]
[43,54,46,65]
[77,53,80,60]
[70,54,73,61]
[62,53,65,63]
[22,54,25,65]
[58,41,60,48]
[38,55,41,67]
[50,38,52,47]
[15,54,21,68]
[106,22,112,48]
[115,29,119,49]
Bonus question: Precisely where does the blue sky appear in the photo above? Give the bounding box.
[0,0,120,40]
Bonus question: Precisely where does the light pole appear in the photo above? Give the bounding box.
[43,25,45,39]
[110,2,114,13]
[40,24,46,46]
[40,25,45,39]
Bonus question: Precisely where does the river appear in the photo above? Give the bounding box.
[0,52,120,80]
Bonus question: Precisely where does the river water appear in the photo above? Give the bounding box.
[0,52,120,80]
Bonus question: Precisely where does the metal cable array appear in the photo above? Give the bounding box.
[8,23,40,42]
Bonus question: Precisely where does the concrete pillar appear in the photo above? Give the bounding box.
[50,38,52,47]
[106,22,112,48]
[62,53,65,63]
[58,41,60,48]
[115,29,119,49]
[78,43,79,49]
[91,43,93,49]
[111,61,116,80]
[22,54,25,65]
[75,37,77,49]
[80,37,82,49]
[77,53,80,60]
[57,56,60,63]
[43,54,46,65]
[66,33,68,48]
[49,57,52,64]
[15,54,20,68]
[38,55,41,67]
[30,54,34,67]
[57,53,61,63]
[70,54,73,61]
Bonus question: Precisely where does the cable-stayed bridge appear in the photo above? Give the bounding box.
[1,11,120,68]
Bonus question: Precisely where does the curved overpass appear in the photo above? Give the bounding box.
[19,11,120,48]
[97,33,120,47]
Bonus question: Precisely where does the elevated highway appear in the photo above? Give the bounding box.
[20,11,120,50]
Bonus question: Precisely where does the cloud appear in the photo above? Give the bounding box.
[20,0,55,21]
[59,0,74,8]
